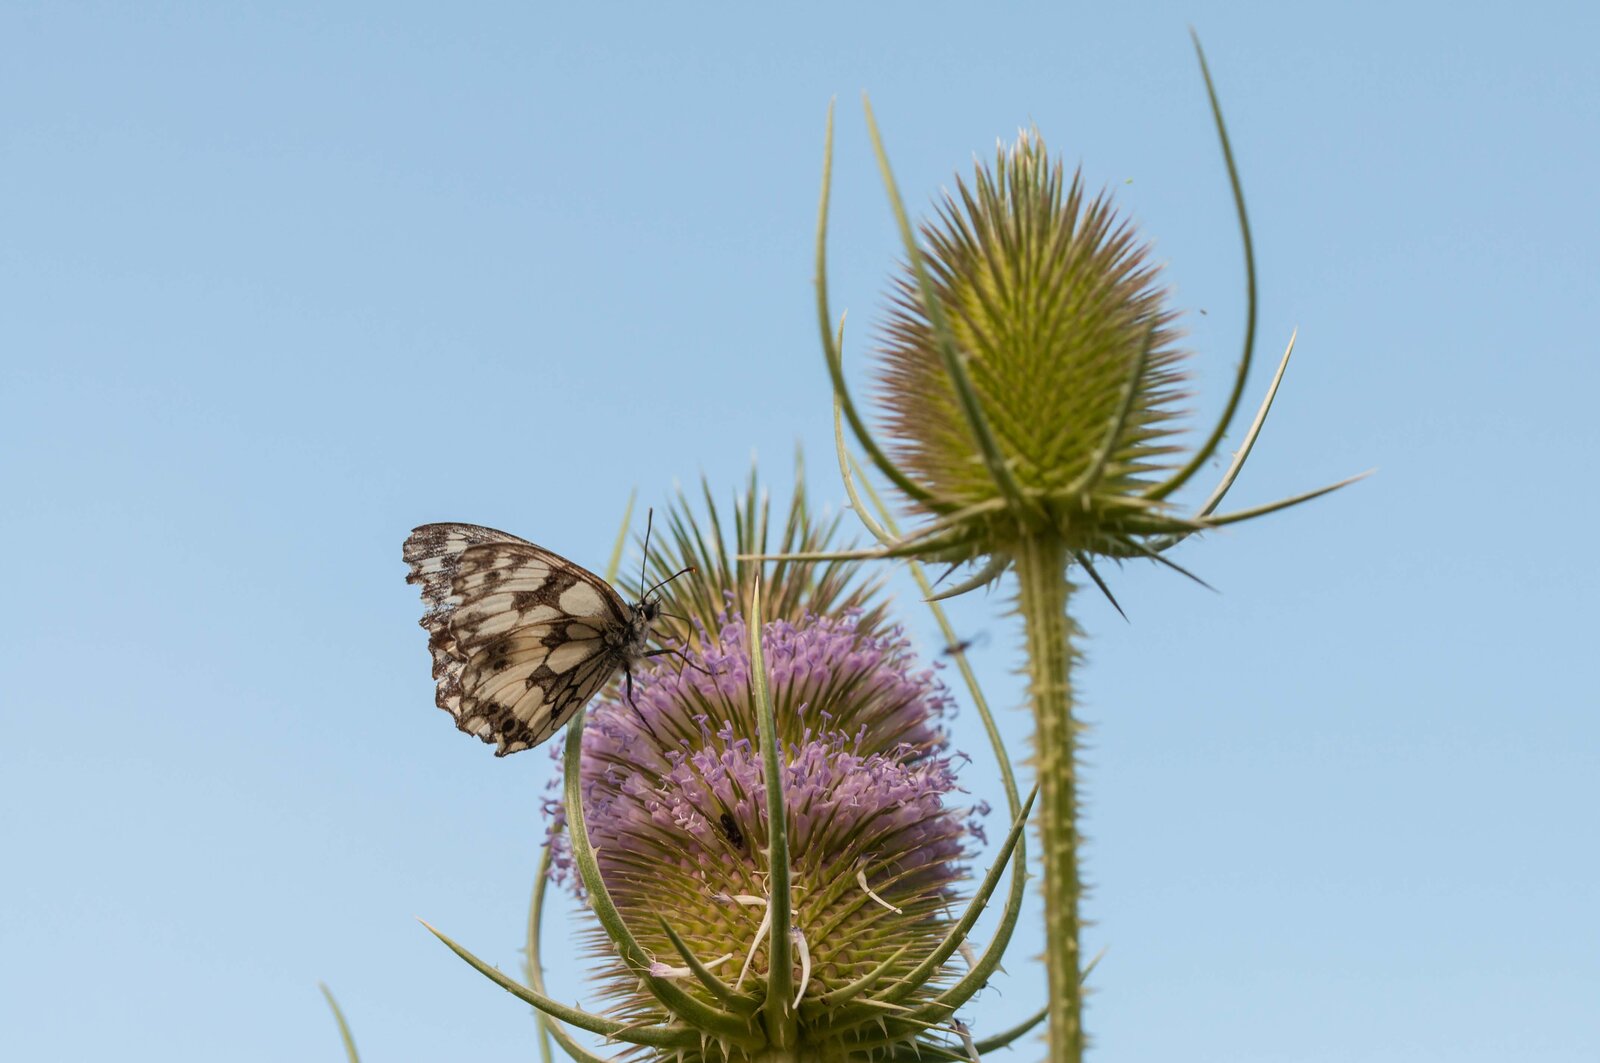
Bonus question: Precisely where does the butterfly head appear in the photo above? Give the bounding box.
[623,563,694,660]
[623,594,663,657]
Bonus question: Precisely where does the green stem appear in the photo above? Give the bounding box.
[1015,534,1084,1062]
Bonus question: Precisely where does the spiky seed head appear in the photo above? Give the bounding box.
[876,130,1189,555]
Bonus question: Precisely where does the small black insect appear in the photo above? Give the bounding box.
[718,812,745,850]
[941,631,990,656]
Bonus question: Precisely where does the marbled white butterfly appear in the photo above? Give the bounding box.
[403,522,674,756]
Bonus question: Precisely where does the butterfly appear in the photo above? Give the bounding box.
[403,522,674,756]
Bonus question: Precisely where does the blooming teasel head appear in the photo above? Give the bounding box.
[549,612,1002,1060]
[426,477,1041,1061]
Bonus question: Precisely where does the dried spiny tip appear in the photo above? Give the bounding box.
[548,611,977,1059]
[643,472,890,650]
[876,130,1188,552]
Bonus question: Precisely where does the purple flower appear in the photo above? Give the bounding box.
[548,610,980,1052]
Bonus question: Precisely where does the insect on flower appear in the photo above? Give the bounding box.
[402,520,690,756]
[717,811,746,851]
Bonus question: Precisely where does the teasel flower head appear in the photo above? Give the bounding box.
[425,474,1040,1061]
[546,610,976,1058]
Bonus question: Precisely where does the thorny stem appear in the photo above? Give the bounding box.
[1015,534,1084,1062]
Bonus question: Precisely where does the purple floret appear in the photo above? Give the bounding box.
[548,612,971,907]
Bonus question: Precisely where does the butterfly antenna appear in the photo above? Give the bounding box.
[643,564,697,600]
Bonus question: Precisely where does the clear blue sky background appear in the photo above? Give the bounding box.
[4,3,1596,1061]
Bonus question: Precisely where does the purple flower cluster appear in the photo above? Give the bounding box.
[547,610,976,1012]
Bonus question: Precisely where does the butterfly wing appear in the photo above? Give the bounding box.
[403,523,633,755]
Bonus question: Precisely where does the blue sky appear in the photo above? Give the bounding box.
[3,3,1597,1060]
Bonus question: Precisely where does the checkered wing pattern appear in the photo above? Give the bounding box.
[403,523,635,755]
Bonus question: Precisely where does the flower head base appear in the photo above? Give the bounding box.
[878,129,1187,548]
[548,611,978,1059]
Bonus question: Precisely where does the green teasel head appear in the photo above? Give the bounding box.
[812,37,1364,599]
[876,127,1188,553]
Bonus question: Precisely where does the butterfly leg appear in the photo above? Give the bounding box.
[645,645,716,678]
[619,662,665,743]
